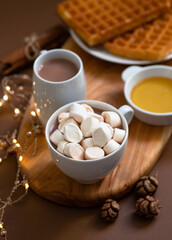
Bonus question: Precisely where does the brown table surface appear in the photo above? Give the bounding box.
[1,1,172,239]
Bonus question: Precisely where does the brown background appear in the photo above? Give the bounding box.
[0,0,172,239]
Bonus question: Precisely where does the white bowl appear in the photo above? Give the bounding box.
[122,65,172,126]
[45,100,133,184]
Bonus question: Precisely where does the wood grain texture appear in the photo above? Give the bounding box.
[18,38,172,207]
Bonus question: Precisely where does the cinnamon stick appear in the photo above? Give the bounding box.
[0,24,69,76]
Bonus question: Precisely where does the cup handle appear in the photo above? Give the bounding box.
[39,50,47,55]
[118,105,134,125]
[122,66,142,82]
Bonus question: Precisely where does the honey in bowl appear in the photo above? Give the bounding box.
[131,76,172,113]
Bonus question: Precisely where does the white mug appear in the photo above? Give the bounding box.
[45,100,133,184]
[32,49,86,126]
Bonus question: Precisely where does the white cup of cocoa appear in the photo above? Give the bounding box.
[32,49,86,126]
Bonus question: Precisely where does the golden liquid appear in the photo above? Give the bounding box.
[131,77,172,113]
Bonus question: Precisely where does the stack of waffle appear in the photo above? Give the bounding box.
[57,0,172,61]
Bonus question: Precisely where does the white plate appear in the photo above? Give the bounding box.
[70,30,172,65]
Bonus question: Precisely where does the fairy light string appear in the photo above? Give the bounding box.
[0,74,43,239]
[0,130,30,239]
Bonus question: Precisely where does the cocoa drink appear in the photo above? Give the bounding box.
[38,58,78,82]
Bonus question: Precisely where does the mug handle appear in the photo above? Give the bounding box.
[118,105,134,125]
[39,50,47,55]
[122,66,142,82]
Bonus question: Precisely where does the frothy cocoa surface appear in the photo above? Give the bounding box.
[38,58,78,82]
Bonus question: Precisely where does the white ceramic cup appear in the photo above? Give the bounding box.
[32,49,86,126]
[45,100,133,184]
[122,65,172,126]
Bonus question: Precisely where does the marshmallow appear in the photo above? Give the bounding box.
[85,147,104,160]
[64,123,83,143]
[87,112,104,122]
[103,139,120,155]
[80,116,99,137]
[92,123,112,147]
[57,140,68,154]
[99,122,113,135]
[81,137,94,149]
[113,128,126,143]
[50,129,65,146]
[58,112,69,123]
[102,111,121,128]
[64,143,75,157]
[69,103,86,123]
[81,103,94,112]
[58,117,78,133]
[107,123,114,135]
[64,142,84,160]
[69,143,84,160]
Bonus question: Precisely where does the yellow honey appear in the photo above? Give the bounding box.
[131,76,172,113]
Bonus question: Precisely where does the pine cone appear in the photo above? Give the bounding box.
[135,176,158,197]
[136,195,160,219]
[101,199,120,222]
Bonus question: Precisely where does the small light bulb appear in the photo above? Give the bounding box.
[5,86,11,91]
[19,155,23,162]
[12,139,17,144]
[3,94,8,101]
[30,111,36,117]
[0,100,3,107]
[14,108,20,115]
[0,222,3,229]
[0,158,2,163]
[24,182,29,190]
[16,143,20,148]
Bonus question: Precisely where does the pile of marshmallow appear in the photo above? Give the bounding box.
[50,103,126,160]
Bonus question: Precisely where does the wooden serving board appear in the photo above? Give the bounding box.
[18,38,172,207]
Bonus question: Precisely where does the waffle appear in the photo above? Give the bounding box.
[104,11,172,60]
[57,0,171,46]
